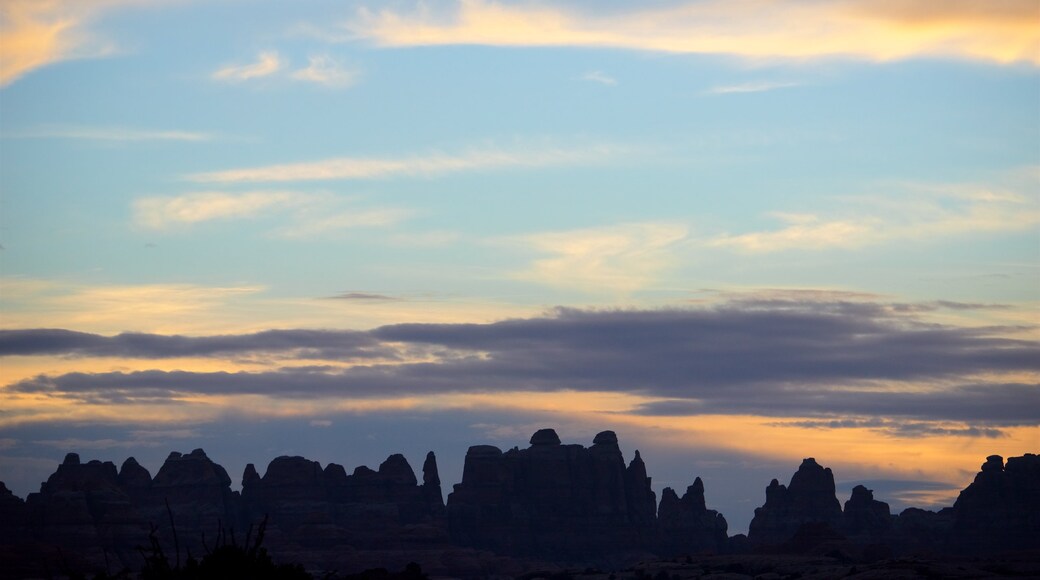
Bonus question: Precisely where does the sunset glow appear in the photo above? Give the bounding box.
[1,0,1037,538]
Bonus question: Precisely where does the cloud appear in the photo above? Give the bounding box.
[290,54,357,87]
[339,0,1040,65]
[0,0,149,87]
[0,328,392,361]
[710,213,881,252]
[274,207,414,238]
[580,70,616,86]
[211,51,357,88]
[772,418,1006,438]
[185,144,620,184]
[7,300,1038,424]
[708,181,1040,253]
[132,190,412,236]
[133,191,310,229]
[703,81,800,95]
[0,278,268,335]
[3,125,213,141]
[212,50,284,82]
[510,222,688,294]
[34,437,166,449]
[328,292,401,302]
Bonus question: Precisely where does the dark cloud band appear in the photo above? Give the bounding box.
[0,328,392,360]
[4,301,1038,425]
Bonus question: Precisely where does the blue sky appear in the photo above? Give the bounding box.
[1,0,1038,533]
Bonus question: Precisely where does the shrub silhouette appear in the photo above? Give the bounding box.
[137,515,311,580]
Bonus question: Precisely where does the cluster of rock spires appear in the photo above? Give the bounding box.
[445,429,725,562]
[743,454,1040,558]
[0,429,1036,578]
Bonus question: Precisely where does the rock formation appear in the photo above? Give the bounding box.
[141,448,242,562]
[747,458,843,548]
[948,453,1040,553]
[888,506,954,556]
[0,440,1036,577]
[24,453,148,570]
[841,484,891,541]
[446,429,659,561]
[657,477,728,555]
[421,451,445,518]
[242,451,447,558]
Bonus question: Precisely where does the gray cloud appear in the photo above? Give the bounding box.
[771,418,1007,438]
[5,302,1038,425]
[634,384,1039,425]
[326,292,401,301]
[0,328,393,360]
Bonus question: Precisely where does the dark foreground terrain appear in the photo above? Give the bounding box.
[521,552,1040,579]
[1,429,1037,578]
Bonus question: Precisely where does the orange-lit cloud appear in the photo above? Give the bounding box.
[211,50,284,82]
[0,276,541,335]
[0,278,267,334]
[709,177,1040,252]
[0,0,160,87]
[133,191,312,229]
[508,222,688,294]
[342,0,1040,65]
[132,190,414,237]
[290,54,357,87]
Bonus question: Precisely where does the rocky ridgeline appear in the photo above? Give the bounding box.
[0,431,1036,578]
[445,429,725,562]
[0,448,455,577]
[744,453,1040,558]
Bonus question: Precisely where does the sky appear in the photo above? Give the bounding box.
[0,0,1038,534]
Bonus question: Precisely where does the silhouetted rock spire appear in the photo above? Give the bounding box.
[379,453,418,486]
[0,481,27,545]
[625,450,657,525]
[422,451,445,516]
[530,428,562,445]
[842,484,890,539]
[949,453,1040,553]
[117,457,151,491]
[658,476,728,555]
[3,438,1036,577]
[748,457,842,547]
[447,430,660,560]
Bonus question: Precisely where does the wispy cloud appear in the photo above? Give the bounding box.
[510,222,688,294]
[703,81,800,95]
[0,0,141,87]
[290,54,357,87]
[328,292,401,302]
[386,230,462,247]
[580,70,616,86]
[274,207,414,238]
[339,0,1039,65]
[0,278,267,335]
[709,179,1040,253]
[4,125,213,142]
[133,191,310,229]
[776,418,1006,439]
[186,144,620,184]
[212,50,284,82]
[132,190,412,237]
